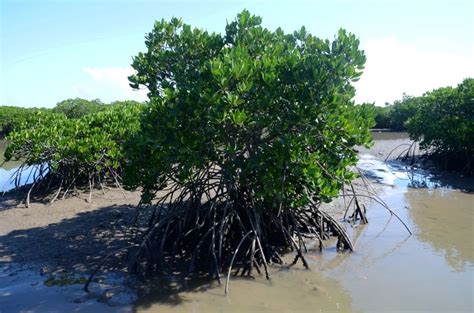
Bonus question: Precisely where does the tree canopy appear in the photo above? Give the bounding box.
[52,98,109,119]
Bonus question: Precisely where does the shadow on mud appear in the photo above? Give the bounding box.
[0,202,230,311]
[0,204,135,273]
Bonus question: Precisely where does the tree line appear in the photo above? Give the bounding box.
[358,78,473,173]
[358,79,473,133]
[0,98,144,138]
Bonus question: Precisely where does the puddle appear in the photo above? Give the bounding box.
[0,265,136,312]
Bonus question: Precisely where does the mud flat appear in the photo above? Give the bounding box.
[1,133,473,312]
[0,190,142,312]
[135,133,474,313]
[133,153,473,313]
[357,131,415,161]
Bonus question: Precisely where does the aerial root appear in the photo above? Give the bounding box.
[6,159,125,206]
[349,184,368,224]
[125,184,356,295]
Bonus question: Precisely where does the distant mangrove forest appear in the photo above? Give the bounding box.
[359,78,473,173]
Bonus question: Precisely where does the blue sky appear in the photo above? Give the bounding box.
[1,0,473,107]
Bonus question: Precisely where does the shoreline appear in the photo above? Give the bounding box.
[0,136,414,311]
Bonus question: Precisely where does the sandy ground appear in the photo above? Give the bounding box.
[0,182,381,273]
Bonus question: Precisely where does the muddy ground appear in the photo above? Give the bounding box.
[0,135,413,312]
[0,179,386,278]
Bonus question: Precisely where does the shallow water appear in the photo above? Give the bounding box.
[0,140,41,192]
[136,144,474,312]
[137,269,356,313]
[310,164,473,312]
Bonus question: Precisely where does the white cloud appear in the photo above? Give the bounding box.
[354,37,474,105]
[76,45,474,106]
[75,67,148,102]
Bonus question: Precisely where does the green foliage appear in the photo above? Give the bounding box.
[355,103,381,129]
[387,95,420,130]
[126,11,370,205]
[5,102,145,193]
[110,100,144,107]
[124,11,371,277]
[1,99,145,141]
[373,105,392,129]
[0,106,51,137]
[52,98,109,119]
[359,96,419,131]
[406,78,474,172]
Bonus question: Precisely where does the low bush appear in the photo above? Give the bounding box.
[406,78,474,173]
[0,106,50,138]
[5,102,145,203]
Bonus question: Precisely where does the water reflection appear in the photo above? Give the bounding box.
[324,154,474,312]
[361,155,473,271]
[388,160,474,192]
[311,188,473,312]
[0,140,45,192]
[0,165,42,193]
